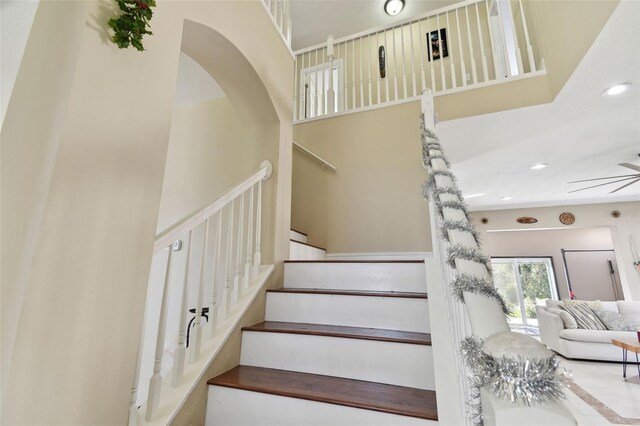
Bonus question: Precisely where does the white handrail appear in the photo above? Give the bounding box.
[154,163,272,253]
[293,140,337,172]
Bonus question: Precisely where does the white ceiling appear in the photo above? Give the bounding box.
[435,0,640,211]
[290,0,458,50]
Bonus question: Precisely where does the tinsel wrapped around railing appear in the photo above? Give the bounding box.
[420,117,570,425]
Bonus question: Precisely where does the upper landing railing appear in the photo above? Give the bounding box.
[260,0,293,54]
[293,0,545,122]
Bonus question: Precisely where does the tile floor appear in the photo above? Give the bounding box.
[561,357,640,425]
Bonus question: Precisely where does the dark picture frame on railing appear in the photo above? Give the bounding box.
[427,28,448,61]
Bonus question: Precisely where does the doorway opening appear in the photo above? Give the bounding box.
[491,257,559,334]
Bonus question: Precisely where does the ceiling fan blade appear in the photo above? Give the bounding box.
[568,174,638,184]
[608,177,640,194]
[568,176,637,193]
[619,162,640,172]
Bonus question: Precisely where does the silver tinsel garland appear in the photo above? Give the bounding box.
[447,244,492,271]
[440,219,482,245]
[450,274,510,315]
[460,337,569,412]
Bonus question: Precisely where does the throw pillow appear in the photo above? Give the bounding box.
[594,310,636,331]
[563,298,603,312]
[561,303,607,330]
[547,307,578,329]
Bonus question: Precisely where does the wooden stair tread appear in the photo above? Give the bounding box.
[208,365,438,420]
[269,288,428,299]
[290,228,308,236]
[289,239,327,251]
[242,321,432,345]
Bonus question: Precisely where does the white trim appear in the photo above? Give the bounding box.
[136,265,275,426]
[294,0,486,55]
[293,67,547,125]
[292,141,337,172]
[326,252,433,261]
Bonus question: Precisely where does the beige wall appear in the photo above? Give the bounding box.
[524,0,619,98]
[478,226,614,300]
[471,201,640,301]
[292,101,432,253]
[1,0,293,424]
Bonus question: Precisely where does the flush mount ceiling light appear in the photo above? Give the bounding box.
[384,0,405,16]
[501,196,513,201]
[602,83,631,97]
[531,163,548,170]
[462,193,486,199]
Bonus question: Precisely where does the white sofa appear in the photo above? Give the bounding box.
[536,300,640,362]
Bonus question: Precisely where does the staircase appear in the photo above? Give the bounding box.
[205,232,437,425]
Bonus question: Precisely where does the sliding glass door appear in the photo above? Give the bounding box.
[491,257,559,330]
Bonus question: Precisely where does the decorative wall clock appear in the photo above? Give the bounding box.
[559,212,575,225]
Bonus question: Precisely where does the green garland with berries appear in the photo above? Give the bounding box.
[108,0,156,51]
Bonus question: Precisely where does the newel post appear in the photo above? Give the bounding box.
[326,35,335,114]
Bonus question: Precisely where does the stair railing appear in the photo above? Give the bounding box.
[260,0,293,53]
[421,91,575,425]
[293,0,544,122]
[129,161,273,424]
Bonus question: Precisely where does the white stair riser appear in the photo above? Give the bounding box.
[240,332,435,390]
[266,292,430,333]
[289,240,326,260]
[284,262,427,292]
[289,230,307,243]
[206,386,437,426]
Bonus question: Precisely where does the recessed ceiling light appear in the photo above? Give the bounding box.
[384,0,405,16]
[501,196,512,201]
[463,193,486,199]
[602,83,631,97]
[531,163,548,170]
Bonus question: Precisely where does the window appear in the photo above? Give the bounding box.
[300,59,343,119]
[491,257,558,332]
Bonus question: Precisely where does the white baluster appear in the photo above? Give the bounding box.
[508,1,523,74]
[232,194,244,304]
[338,42,344,112]
[286,17,292,46]
[172,232,192,386]
[518,0,536,72]
[436,13,446,90]
[293,56,298,121]
[367,34,373,106]
[359,37,364,108]
[327,35,335,114]
[351,39,356,109]
[314,49,319,117]
[145,247,173,422]
[243,186,255,289]
[496,0,511,77]
[456,9,467,87]
[475,2,489,81]
[446,11,457,88]
[320,47,326,115]
[209,212,222,338]
[190,220,210,364]
[409,22,417,97]
[427,17,436,91]
[376,33,382,104]
[277,0,283,31]
[384,30,390,101]
[465,6,478,84]
[344,42,349,110]
[253,180,263,276]
[392,26,399,100]
[418,20,426,92]
[400,25,407,98]
[224,200,234,315]
[485,0,499,80]
[129,336,144,425]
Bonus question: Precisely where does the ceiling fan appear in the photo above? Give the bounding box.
[569,162,640,194]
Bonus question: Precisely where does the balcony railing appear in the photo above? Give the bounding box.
[293,0,544,122]
[260,0,292,53]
